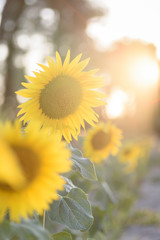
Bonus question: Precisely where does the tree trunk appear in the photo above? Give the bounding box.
[0,0,25,119]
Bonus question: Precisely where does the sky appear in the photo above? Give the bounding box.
[87,0,160,58]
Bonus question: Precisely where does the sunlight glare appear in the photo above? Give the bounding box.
[87,0,160,58]
[106,89,128,119]
[129,57,159,87]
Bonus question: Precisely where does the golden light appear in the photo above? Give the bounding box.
[106,89,129,119]
[129,57,159,87]
[87,0,160,58]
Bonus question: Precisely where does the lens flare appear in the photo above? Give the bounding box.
[129,57,159,87]
[106,89,129,119]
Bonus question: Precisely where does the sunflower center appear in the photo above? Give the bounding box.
[91,130,111,150]
[0,146,40,192]
[0,182,14,191]
[39,75,82,119]
[13,146,40,183]
[123,149,131,156]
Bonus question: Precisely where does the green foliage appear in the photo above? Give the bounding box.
[0,220,50,240]
[52,231,72,240]
[48,188,93,231]
[127,210,160,227]
[89,184,108,211]
[43,146,151,239]
[71,147,97,181]
[63,176,77,193]
[0,145,152,240]
[0,221,13,240]
[102,182,117,204]
[92,231,106,240]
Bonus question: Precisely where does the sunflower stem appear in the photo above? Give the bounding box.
[42,210,46,228]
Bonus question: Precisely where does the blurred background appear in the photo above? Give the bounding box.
[0,0,160,139]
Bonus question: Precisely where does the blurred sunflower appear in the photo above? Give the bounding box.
[16,51,106,142]
[83,122,122,163]
[138,138,152,160]
[118,142,141,173]
[0,121,71,222]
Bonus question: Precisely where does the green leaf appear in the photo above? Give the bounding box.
[0,220,50,240]
[72,153,97,181]
[69,146,97,181]
[0,221,13,240]
[63,177,76,192]
[70,146,82,157]
[52,231,72,240]
[11,219,50,240]
[48,188,93,231]
[47,199,61,223]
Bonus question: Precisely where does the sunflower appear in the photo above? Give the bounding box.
[118,142,141,173]
[16,51,106,142]
[138,138,152,160]
[0,121,71,222]
[83,122,123,163]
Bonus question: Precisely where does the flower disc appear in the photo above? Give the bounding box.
[83,122,123,163]
[16,51,106,142]
[39,75,82,119]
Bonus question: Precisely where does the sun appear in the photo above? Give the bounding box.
[129,57,159,87]
[16,50,106,142]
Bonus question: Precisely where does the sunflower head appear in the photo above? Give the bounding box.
[83,122,123,163]
[118,142,141,173]
[16,51,106,142]
[0,121,71,222]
